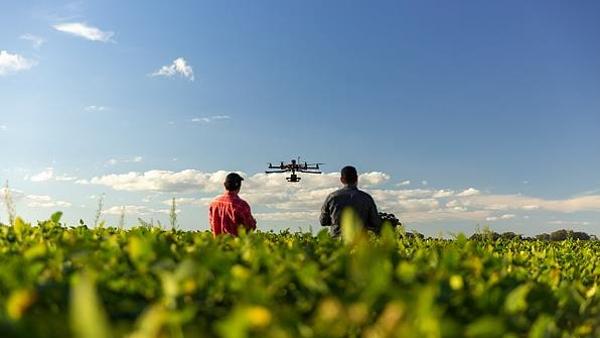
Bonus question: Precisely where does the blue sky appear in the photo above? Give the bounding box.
[1,1,599,235]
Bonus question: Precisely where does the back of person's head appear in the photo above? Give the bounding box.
[224,172,244,191]
[341,166,358,185]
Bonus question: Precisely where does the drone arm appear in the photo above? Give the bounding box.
[298,169,322,174]
[265,170,286,174]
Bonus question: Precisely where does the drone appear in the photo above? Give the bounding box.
[266,158,324,182]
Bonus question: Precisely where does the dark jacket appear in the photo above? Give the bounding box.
[320,185,381,236]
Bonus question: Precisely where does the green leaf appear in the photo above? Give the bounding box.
[51,211,63,224]
[465,317,505,338]
[13,217,28,241]
[504,284,531,314]
[69,273,111,338]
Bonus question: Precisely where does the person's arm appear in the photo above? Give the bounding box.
[208,204,218,235]
[367,196,382,233]
[320,195,332,227]
[239,201,257,231]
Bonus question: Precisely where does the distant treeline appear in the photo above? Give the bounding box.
[469,229,596,241]
[395,228,596,241]
[402,229,598,241]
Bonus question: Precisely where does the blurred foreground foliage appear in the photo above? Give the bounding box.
[0,214,599,337]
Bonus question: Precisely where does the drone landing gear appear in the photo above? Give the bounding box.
[286,174,301,183]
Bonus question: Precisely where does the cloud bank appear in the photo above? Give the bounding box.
[80,169,600,226]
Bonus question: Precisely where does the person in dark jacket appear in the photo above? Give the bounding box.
[320,166,381,236]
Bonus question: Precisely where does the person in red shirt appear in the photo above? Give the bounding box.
[209,172,257,236]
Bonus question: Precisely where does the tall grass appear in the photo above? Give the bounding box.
[169,198,178,230]
[93,194,104,228]
[3,181,17,225]
[118,206,125,229]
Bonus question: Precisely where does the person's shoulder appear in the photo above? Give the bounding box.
[327,188,345,199]
[357,189,375,200]
[210,194,228,205]
[236,196,252,208]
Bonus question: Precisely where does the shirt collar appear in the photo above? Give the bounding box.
[343,184,358,190]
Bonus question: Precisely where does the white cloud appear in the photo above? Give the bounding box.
[359,172,390,186]
[370,188,437,201]
[84,105,108,112]
[398,180,411,186]
[55,174,77,182]
[0,125,7,131]
[191,115,231,123]
[0,50,37,76]
[87,170,229,193]
[459,194,600,214]
[547,220,590,226]
[83,170,388,211]
[105,156,143,166]
[29,168,77,182]
[78,169,600,227]
[104,205,150,216]
[404,209,490,223]
[432,190,454,198]
[151,57,194,81]
[30,168,55,182]
[162,197,212,207]
[104,205,179,216]
[421,180,428,186]
[53,22,114,42]
[397,198,439,212]
[457,188,480,197]
[25,195,71,208]
[446,200,461,208]
[485,204,509,211]
[20,34,45,49]
[255,211,320,222]
[485,214,515,222]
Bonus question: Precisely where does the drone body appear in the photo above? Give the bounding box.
[266,158,323,182]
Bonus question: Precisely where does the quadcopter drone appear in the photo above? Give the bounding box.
[266,158,324,182]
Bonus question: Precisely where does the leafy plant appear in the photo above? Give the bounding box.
[0,214,599,338]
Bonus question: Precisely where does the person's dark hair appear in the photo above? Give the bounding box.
[341,166,358,185]
[224,172,244,191]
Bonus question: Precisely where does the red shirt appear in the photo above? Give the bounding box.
[209,191,257,236]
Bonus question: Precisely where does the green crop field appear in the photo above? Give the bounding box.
[0,213,599,338]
